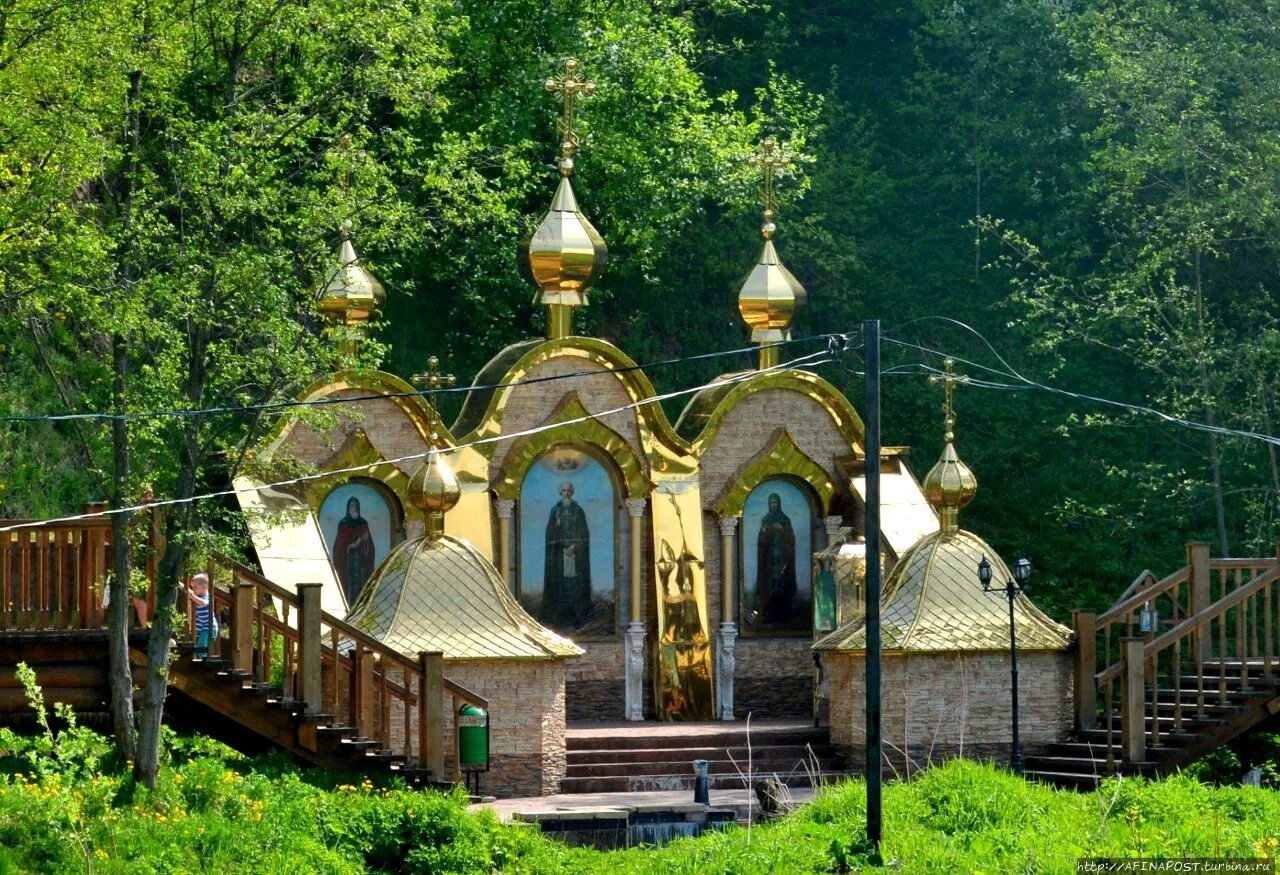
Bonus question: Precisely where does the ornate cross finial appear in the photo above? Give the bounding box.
[544,58,597,175]
[411,355,456,439]
[928,358,970,441]
[746,138,793,240]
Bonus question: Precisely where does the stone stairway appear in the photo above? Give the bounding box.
[562,720,848,794]
[1025,662,1280,789]
[159,648,448,787]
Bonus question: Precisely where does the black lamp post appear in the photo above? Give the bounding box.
[977,554,1031,773]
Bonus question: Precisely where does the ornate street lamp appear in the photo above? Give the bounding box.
[977,554,1031,773]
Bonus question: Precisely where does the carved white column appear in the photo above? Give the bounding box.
[716,517,739,721]
[624,497,647,721]
[495,499,516,594]
[823,515,844,548]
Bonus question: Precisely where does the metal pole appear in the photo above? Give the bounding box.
[1007,586,1022,773]
[864,320,882,849]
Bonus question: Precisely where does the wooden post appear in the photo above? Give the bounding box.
[296,583,323,713]
[355,646,374,736]
[1188,542,1212,661]
[232,581,254,674]
[1122,637,1147,764]
[419,651,444,779]
[1073,611,1097,730]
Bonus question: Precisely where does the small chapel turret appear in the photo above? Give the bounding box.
[736,138,806,370]
[315,224,386,360]
[519,58,609,341]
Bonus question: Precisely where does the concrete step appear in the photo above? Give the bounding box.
[1023,770,1104,790]
[565,726,829,752]
[567,743,836,766]
[558,769,850,795]
[565,755,842,780]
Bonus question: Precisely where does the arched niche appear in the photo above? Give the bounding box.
[516,442,623,640]
[711,427,837,519]
[318,477,405,607]
[738,475,819,636]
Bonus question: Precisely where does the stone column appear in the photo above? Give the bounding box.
[624,497,647,721]
[716,517,739,721]
[823,515,844,548]
[495,499,516,594]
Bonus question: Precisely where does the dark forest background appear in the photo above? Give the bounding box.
[2,0,1278,621]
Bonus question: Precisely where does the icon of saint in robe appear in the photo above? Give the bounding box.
[542,481,591,629]
[333,496,375,605]
[755,492,797,625]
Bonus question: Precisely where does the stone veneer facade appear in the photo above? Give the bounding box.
[822,650,1073,774]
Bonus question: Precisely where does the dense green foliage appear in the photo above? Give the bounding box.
[1,717,1278,873]
[2,0,1280,619]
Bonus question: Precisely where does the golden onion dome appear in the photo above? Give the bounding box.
[518,174,608,308]
[922,438,978,533]
[315,230,386,326]
[406,442,460,540]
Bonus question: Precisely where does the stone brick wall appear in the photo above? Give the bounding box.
[443,658,568,797]
[278,388,430,471]
[734,638,815,718]
[697,388,852,512]
[824,650,1073,771]
[485,358,647,481]
[566,642,625,721]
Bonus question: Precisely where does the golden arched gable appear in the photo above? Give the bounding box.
[711,427,837,519]
[491,393,652,501]
[259,368,451,461]
[452,337,694,475]
[676,369,865,455]
[299,427,410,519]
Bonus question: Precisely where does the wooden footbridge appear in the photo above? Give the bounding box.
[0,516,485,788]
[2,518,1278,789]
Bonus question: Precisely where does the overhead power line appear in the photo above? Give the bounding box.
[0,349,834,534]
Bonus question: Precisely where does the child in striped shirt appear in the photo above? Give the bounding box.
[187,573,216,658]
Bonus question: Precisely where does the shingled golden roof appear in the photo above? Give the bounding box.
[345,535,583,660]
[813,528,1072,653]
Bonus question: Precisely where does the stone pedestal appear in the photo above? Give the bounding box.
[625,622,646,721]
[716,622,737,721]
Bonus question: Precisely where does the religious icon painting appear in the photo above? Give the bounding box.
[518,446,618,639]
[319,481,398,608]
[740,477,814,634]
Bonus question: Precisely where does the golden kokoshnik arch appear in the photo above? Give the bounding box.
[259,368,453,460]
[711,427,837,519]
[453,337,695,475]
[492,393,652,501]
[676,368,866,455]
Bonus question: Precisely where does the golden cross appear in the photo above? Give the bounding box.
[544,58,597,170]
[927,358,970,439]
[746,138,793,237]
[411,355,456,438]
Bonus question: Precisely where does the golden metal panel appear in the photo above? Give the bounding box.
[650,475,714,720]
[346,535,583,661]
[710,426,837,519]
[813,529,1072,654]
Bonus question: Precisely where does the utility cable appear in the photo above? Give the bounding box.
[0,349,833,533]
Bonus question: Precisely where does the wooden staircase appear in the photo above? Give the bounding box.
[1026,544,1280,789]
[0,518,485,788]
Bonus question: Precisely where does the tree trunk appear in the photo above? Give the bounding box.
[108,334,136,763]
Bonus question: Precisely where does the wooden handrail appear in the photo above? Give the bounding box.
[1097,566,1189,626]
[1210,558,1280,570]
[1112,569,1159,607]
[444,678,489,710]
[1096,564,1280,685]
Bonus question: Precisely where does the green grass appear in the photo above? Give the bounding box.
[0,720,1277,874]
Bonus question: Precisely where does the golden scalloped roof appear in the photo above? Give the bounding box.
[345,535,583,660]
[813,528,1072,653]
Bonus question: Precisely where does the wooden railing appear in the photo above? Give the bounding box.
[207,555,486,781]
[0,519,115,629]
[1075,542,1280,769]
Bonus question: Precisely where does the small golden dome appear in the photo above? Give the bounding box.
[519,176,608,310]
[315,230,386,326]
[407,444,460,540]
[736,237,806,343]
[922,439,978,532]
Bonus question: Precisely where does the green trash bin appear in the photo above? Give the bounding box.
[458,703,489,770]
